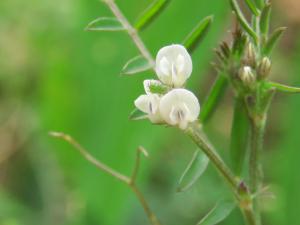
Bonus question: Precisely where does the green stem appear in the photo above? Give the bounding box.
[249,115,266,225]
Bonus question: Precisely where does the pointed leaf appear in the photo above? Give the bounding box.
[121,55,152,75]
[134,0,170,31]
[182,16,214,53]
[85,17,125,31]
[268,82,300,94]
[230,0,258,43]
[245,0,259,16]
[129,108,147,120]
[260,3,272,39]
[197,200,236,225]
[200,74,228,123]
[263,27,286,55]
[230,97,250,175]
[177,150,209,192]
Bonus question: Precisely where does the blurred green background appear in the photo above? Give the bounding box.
[1,0,300,224]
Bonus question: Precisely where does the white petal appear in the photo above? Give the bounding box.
[159,89,200,129]
[155,44,192,87]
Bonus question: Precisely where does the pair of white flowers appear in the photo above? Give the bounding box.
[134,44,200,130]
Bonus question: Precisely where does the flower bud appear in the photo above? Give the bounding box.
[257,57,271,80]
[143,80,163,94]
[159,89,200,130]
[134,94,163,123]
[244,42,256,67]
[239,66,256,86]
[155,44,192,88]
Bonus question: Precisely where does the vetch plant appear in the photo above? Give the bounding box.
[50,0,300,225]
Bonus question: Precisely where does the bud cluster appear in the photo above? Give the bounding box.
[134,44,200,130]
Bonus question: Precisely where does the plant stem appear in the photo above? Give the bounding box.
[103,0,155,67]
[186,123,258,225]
[249,115,266,225]
[50,132,162,225]
[185,123,239,196]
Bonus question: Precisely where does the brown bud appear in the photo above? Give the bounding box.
[257,57,271,79]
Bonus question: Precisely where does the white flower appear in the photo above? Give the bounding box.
[134,94,163,123]
[143,79,162,94]
[159,89,200,130]
[155,44,192,87]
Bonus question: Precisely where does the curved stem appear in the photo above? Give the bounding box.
[103,0,155,67]
[49,132,162,225]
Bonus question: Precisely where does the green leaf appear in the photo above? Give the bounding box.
[244,0,259,16]
[85,17,125,31]
[177,149,209,192]
[182,16,214,53]
[260,3,272,39]
[200,74,228,123]
[134,0,170,31]
[230,97,250,175]
[129,108,147,120]
[197,200,236,225]
[263,27,286,55]
[121,55,152,75]
[268,82,300,94]
[253,0,264,9]
[230,0,258,43]
[148,83,169,94]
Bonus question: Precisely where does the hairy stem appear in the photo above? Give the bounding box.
[103,0,155,67]
[50,132,161,225]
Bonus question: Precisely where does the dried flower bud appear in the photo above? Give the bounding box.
[155,44,192,88]
[239,66,256,86]
[257,57,271,80]
[159,89,200,130]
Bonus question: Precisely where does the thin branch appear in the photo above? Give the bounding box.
[49,131,162,225]
[102,0,155,67]
[130,146,149,184]
[49,132,130,184]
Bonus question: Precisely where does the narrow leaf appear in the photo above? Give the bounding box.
[135,0,170,31]
[200,74,228,123]
[129,108,147,120]
[260,3,272,39]
[177,150,209,192]
[230,0,258,43]
[253,0,264,9]
[197,200,236,225]
[121,55,152,75]
[245,0,259,16]
[268,82,300,94]
[182,16,214,53]
[263,27,286,55]
[230,97,250,175]
[85,17,125,31]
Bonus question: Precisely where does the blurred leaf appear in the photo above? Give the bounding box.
[129,108,147,120]
[200,74,228,123]
[134,0,170,31]
[183,16,214,53]
[121,55,152,75]
[230,0,258,43]
[253,0,264,9]
[263,27,286,55]
[177,149,209,192]
[268,82,300,94]
[260,3,272,39]
[85,17,125,31]
[230,97,250,175]
[244,0,259,16]
[197,200,236,225]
